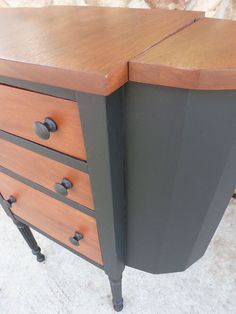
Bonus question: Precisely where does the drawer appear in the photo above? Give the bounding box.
[0,172,102,265]
[0,84,86,160]
[0,139,94,210]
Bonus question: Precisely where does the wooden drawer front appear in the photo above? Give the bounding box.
[0,172,102,265]
[0,139,94,210]
[0,85,86,160]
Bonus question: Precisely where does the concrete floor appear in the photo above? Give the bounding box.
[0,200,235,314]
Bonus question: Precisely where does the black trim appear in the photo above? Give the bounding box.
[15,216,104,270]
[0,76,76,101]
[77,88,125,280]
[0,165,96,218]
[0,130,88,173]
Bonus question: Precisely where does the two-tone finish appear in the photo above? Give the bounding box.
[0,6,235,312]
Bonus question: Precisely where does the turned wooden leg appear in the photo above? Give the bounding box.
[14,220,45,262]
[108,276,123,312]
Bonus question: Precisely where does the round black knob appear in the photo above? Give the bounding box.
[69,232,83,246]
[3,195,16,209]
[54,178,73,196]
[33,117,57,140]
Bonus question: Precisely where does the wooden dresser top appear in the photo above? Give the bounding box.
[130,18,236,90]
[0,6,203,95]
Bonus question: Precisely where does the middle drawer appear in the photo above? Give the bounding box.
[0,138,94,210]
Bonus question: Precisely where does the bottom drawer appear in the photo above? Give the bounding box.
[0,172,102,265]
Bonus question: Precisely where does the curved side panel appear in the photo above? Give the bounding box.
[125,82,236,274]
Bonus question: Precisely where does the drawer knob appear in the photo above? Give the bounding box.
[33,117,57,140]
[6,195,16,206]
[3,195,16,209]
[0,192,16,209]
[54,178,73,196]
[69,232,83,246]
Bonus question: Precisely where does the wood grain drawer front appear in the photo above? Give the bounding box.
[0,84,86,160]
[0,172,102,265]
[0,139,94,210]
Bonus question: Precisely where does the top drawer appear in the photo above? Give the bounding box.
[0,85,86,160]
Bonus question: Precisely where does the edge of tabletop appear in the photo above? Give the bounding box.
[129,17,236,91]
[0,58,128,96]
[0,7,204,96]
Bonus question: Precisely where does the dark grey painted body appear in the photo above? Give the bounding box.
[124,82,236,274]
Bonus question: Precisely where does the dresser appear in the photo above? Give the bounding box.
[0,6,235,312]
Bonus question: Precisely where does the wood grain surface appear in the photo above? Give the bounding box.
[0,139,94,210]
[130,18,236,90]
[0,171,102,264]
[0,84,86,160]
[0,6,203,95]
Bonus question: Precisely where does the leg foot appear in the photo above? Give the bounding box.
[15,220,45,262]
[32,247,45,262]
[109,277,123,312]
[113,302,123,312]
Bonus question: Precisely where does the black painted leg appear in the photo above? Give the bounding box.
[14,220,45,262]
[109,276,123,312]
